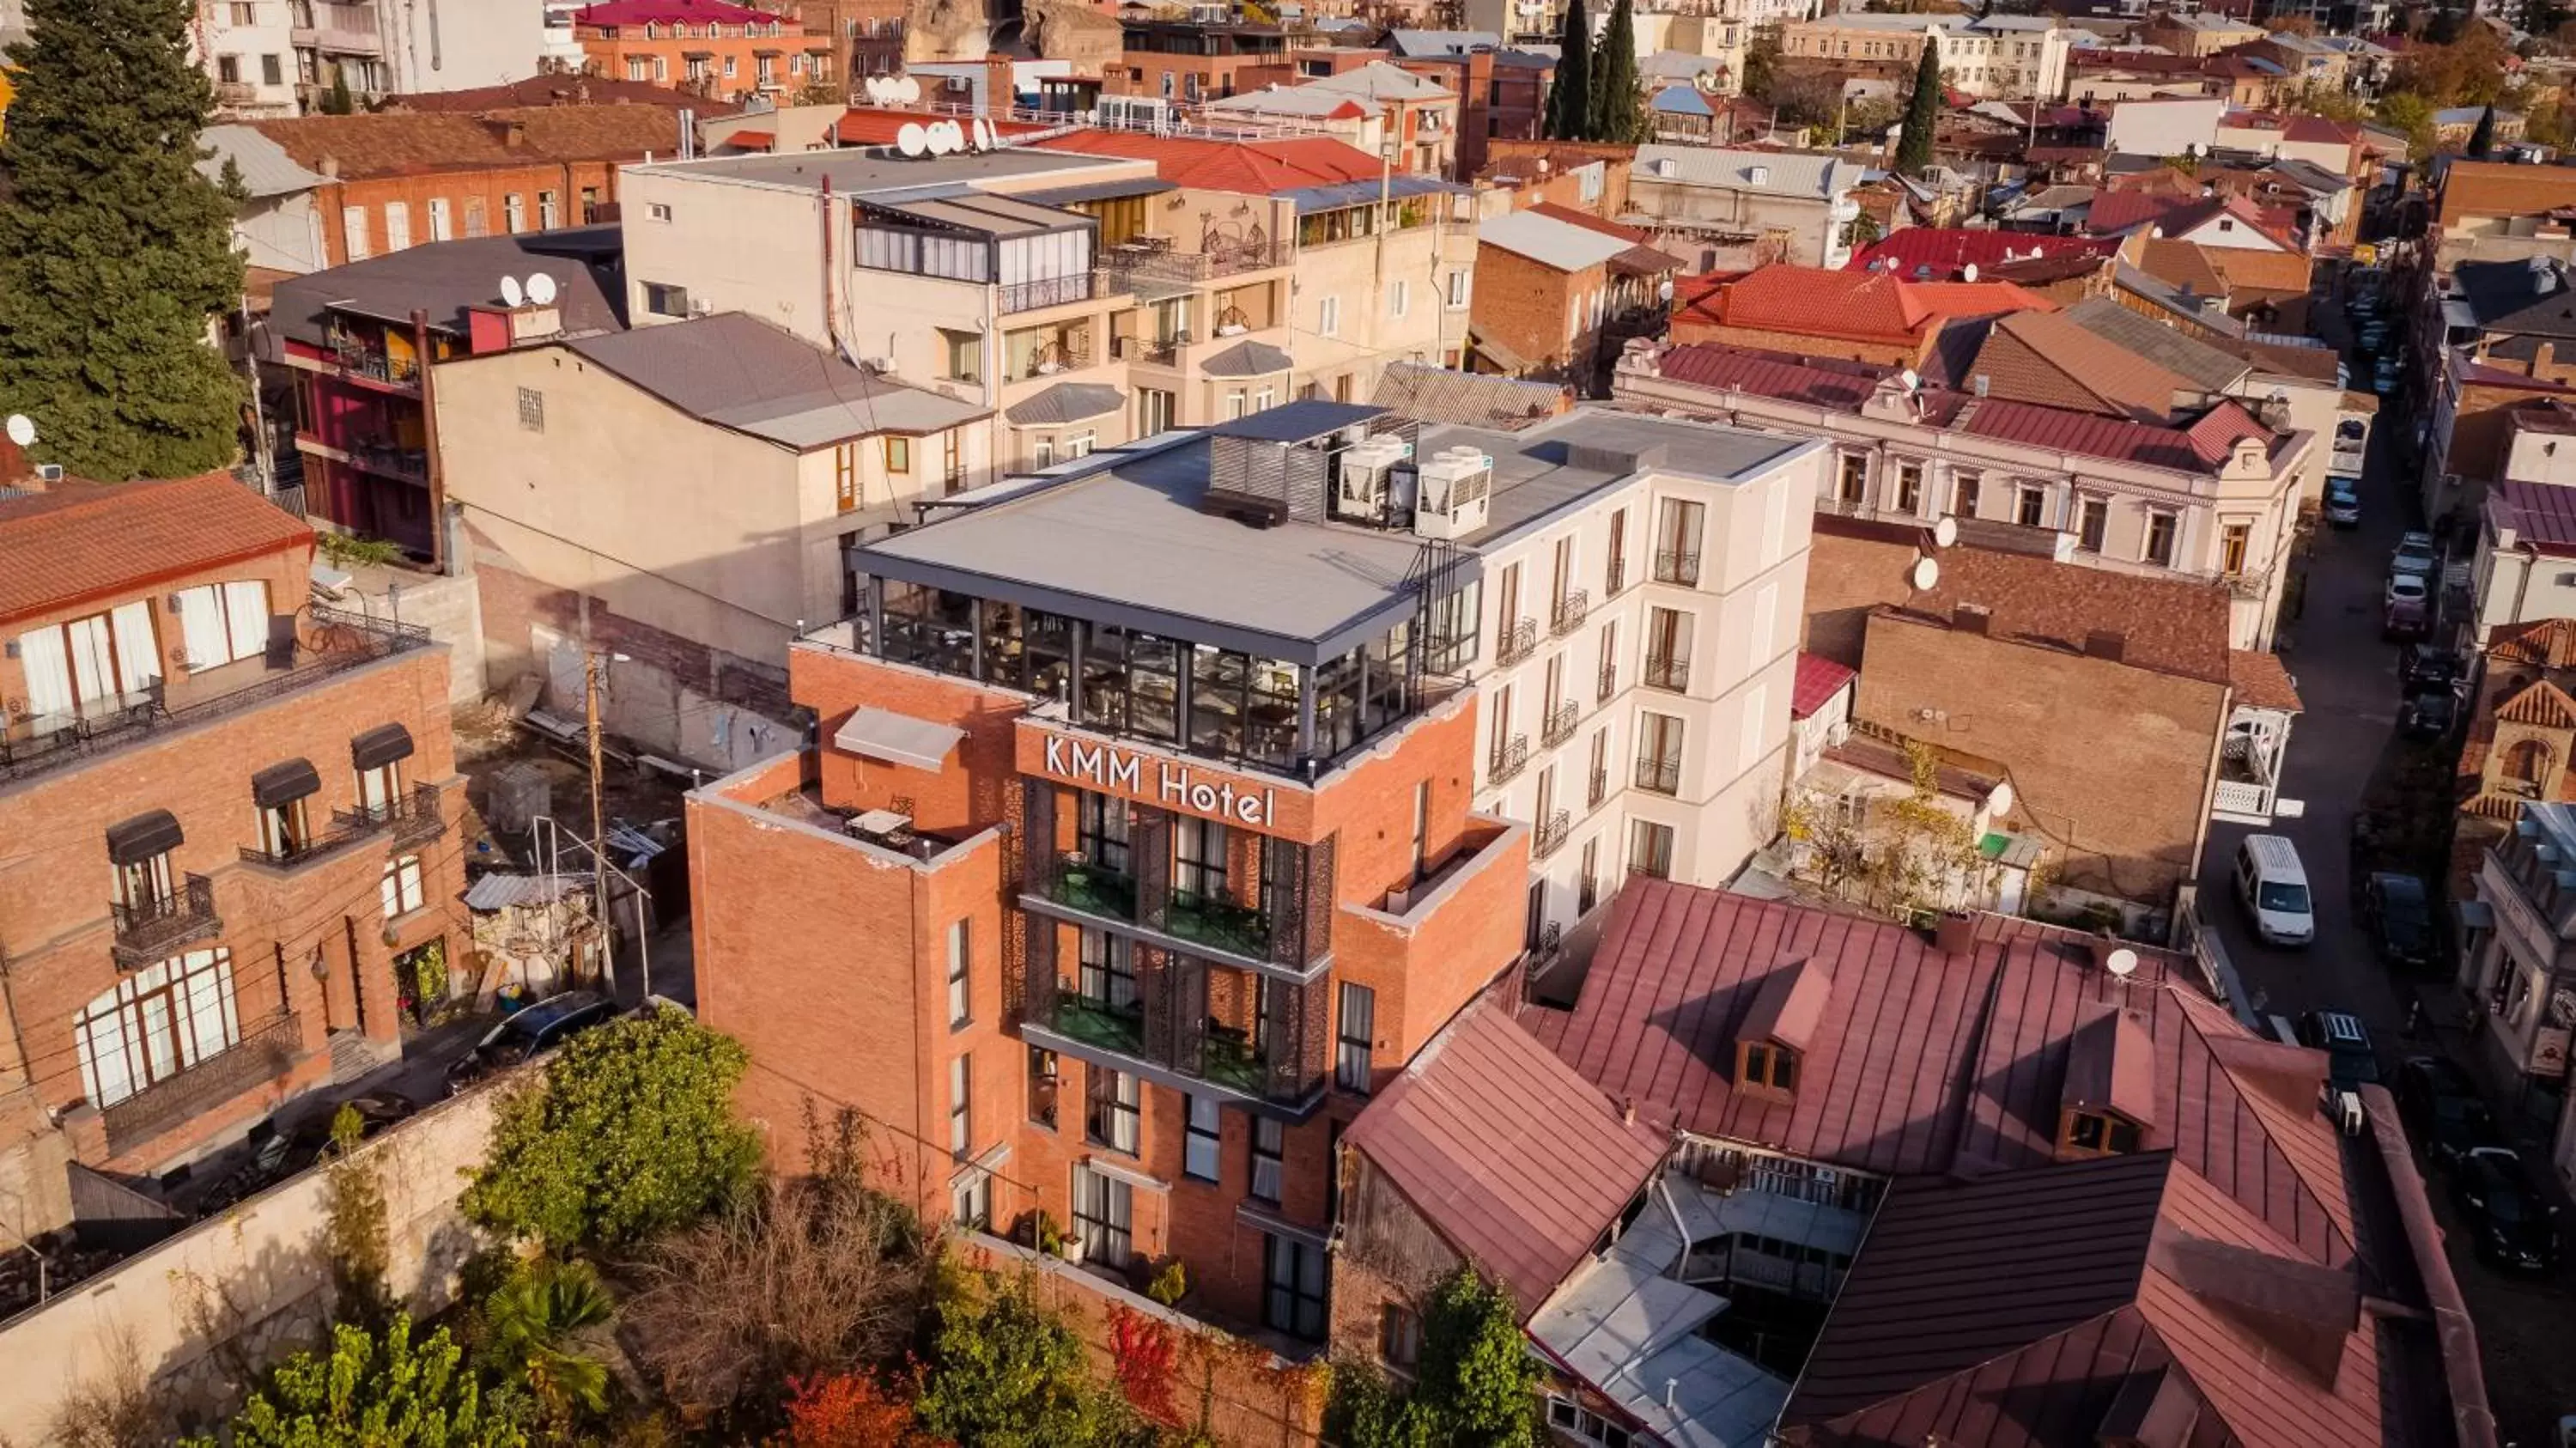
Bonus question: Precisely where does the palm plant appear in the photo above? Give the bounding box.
[483,1258,615,1423]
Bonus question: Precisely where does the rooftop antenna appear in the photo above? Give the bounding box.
[3,415,33,448]
[500,274,526,308]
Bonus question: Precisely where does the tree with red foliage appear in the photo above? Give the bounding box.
[778,1369,951,1448]
[1107,1307,1183,1430]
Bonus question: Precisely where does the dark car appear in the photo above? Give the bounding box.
[444,990,616,1095]
[2403,690,2458,740]
[2394,1056,2499,1172]
[2399,644,2462,695]
[279,1092,417,1170]
[2363,872,2439,968]
[2451,1147,2561,1274]
[2297,1009,2382,1090]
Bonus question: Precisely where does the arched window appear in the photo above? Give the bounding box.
[2503,738,2554,794]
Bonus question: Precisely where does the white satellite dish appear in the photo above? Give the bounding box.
[1910,556,1940,590]
[1933,515,1959,548]
[894,76,921,104]
[2105,946,2140,979]
[896,122,928,157]
[1963,263,1979,283]
[935,120,967,153]
[499,275,526,308]
[864,76,890,104]
[1988,780,2014,818]
[526,272,558,306]
[3,414,33,448]
[974,116,997,150]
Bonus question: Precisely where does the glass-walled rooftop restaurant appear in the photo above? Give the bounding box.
[861,575,1479,780]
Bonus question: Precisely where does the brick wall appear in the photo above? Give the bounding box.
[320,161,630,269]
[1469,246,1586,375]
[1665,319,1923,368]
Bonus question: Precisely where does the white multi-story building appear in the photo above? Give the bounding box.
[1778,11,2071,103]
[194,0,553,114]
[192,0,303,117]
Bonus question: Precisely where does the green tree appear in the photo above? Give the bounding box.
[1739,27,1780,102]
[461,1004,761,1254]
[1543,0,1592,140]
[1894,36,1942,176]
[321,65,355,113]
[2378,91,2438,161]
[0,0,246,481]
[320,1103,394,1329]
[479,1258,616,1427]
[1323,1268,1540,1448]
[2469,102,2498,156]
[914,1270,1127,1447]
[1589,0,1644,143]
[179,1316,529,1448]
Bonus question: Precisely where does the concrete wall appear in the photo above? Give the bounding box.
[0,1086,497,1444]
[340,564,486,706]
[383,0,552,94]
[2104,99,2226,159]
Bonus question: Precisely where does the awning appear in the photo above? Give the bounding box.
[1018,177,1180,207]
[351,722,416,770]
[1003,380,1126,428]
[682,48,714,59]
[831,706,964,770]
[106,810,184,866]
[252,757,323,809]
[1200,338,1293,377]
[1279,173,1468,216]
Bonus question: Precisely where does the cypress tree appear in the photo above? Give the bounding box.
[1544,0,1592,142]
[2469,103,2497,158]
[1894,36,1941,178]
[0,0,245,480]
[323,65,355,115]
[1590,0,1644,143]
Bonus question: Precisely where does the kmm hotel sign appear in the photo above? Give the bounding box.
[1041,734,1279,827]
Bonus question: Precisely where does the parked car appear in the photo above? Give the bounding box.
[2400,643,2462,695]
[2391,531,2440,579]
[2233,834,2316,946]
[2296,1009,2381,1090]
[2403,689,2457,740]
[2362,872,2439,967]
[2394,1056,2499,1172]
[2385,573,2431,639]
[444,990,617,1095]
[278,1092,418,1171]
[2324,477,2363,528]
[2451,1147,2561,1273]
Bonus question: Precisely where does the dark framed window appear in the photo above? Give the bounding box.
[1380,1305,1421,1369]
[948,1053,972,1159]
[1740,1040,1797,1096]
[945,918,971,1029]
[1078,930,1137,1011]
[2063,1109,2141,1156]
[1076,791,1131,877]
[1086,1066,1139,1154]
[1184,1094,1222,1182]
[1630,819,1674,879]
[1176,816,1228,900]
[1251,1115,1285,1204]
[1074,1165,1133,1267]
[1335,983,1375,1093]
[1262,1233,1327,1341]
[1027,1046,1059,1128]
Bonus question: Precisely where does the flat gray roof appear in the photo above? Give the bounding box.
[627,146,1117,197]
[860,406,1809,662]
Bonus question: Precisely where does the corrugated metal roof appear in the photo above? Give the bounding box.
[1369,361,1569,430]
[1279,173,1467,215]
[1199,338,1294,377]
[270,228,628,350]
[1000,380,1127,427]
[198,125,328,198]
[1478,208,1632,272]
[568,313,987,446]
[1634,145,1862,199]
[463,873,587,910]
[1789,652,1856,719]
[2062,296,2251,392]
[1344,999,1667,1313]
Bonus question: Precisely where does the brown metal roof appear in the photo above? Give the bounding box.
[1739,958,1834,1053]
[1342,998,1668,1314]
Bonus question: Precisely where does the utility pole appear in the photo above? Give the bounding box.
[585,650,611,988]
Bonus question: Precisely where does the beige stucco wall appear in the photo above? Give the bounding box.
[1291,209,1479,392]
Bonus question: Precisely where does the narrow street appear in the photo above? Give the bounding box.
[2192,363,2572,1445]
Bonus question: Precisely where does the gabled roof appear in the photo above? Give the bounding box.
[1027,129,1387,197]
[388,76,737,113]
[1343,998,1668,1313]
[198,125,329,198]
[2488,613,2576,669]
[2497,678,2576,728]
[249,106,688,178]
[1633,145,1866,199]
[1968,309,2196,421]
[1302,59,1454,101]
[269,228,627,350]
[1692,265,2055,346]
[1790,651,1856,720]
[1479,208,1634,272]
[0,472,313,624]
[2061,295,2252,392]
[562,313,987,447]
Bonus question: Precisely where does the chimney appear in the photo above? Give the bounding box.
[1933,911,1978,955]
[1952,602,1991,635]
[2084,629,2127,662]
[0,434,33,490]
[319,153,341,179]
[2537,341,2557,376]
[1621,1096,1637,1126]
[493,117,529,148]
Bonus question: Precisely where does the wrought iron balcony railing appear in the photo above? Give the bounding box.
[1644,653,1690,692]
[1489,733,1531,784]
[1495,618,1540,667]
[111,873,221,969]
[1551,588,1589,636]
[1635,754,1682,796]
[1653,549,1701,587]
[1542,700,1580,748]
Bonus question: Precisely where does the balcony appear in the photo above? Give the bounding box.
[215,81,260,106]
[1636,754,1682,796]
[1113,332,1188,367]
[1169,888,1272,960]
[239,811,390,873]
[341,782,446,849]
[1605,556,1628,599]
[1598,660,1617,704]
[1019,788,1334,977]
[999,271,1127,315]
[346,439,428,484]
[1653,550,1701,587]
[0,605,434,787]
[1644,653,1690,692]
[1098,236,1292,285]
[1022,945,1327,1107]
[1489,733,1531,784]
[330,344,419,390]
[1589,765,1609,809]
[1533,809,1571,859]
[1496,618,1540,667]
[100,1012,301,1155]
[1551,588,1589,636]
[1541,699,1579,749]
[1039,856,1139,921]
[111,873,220,969]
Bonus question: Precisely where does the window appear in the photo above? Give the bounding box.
[835,444,860,513]
[517,386,545,432]
[424,197,453,243]
[383,201,410,252]
[939,329,981,383]
[503,193,526,234]
[74,948,240,1109]
[949,1054,972,1159]
[1446,269,1470,308]
[110,829,175,916]
[380,854,426,918]
[2076,496,2108,552]
[1388,278,1409,318]
[951,1171,991,1229]
[1085,1066,1139,1153]
[1072,1164,1134,1266]
[1952,471,1981,518]
[1066,430,1097,459]
[1740,1039,1797,1096]
[1076,791,1132,875]
[342,204,369,260]
[885,436,912,474]
[256,795,312,860]
[1184,1094,1222,1182]
[945,919,970,1028]
[463,197,488,237]
[230,1,256,21]
[1894,461,1923,514]
[1175,815,1227,900]
[1380,1305,1421,1371]
[2221,520,2251,575]
[1637,711,1684,794]
[1606,508,1628,595]
[646,201,673,222]
[15,602,161,728]
[642,281,691,319]
[1409,780,1431,881]
[628,56,651,82]
[538,191,560,228]
[1224,390,1248,421]
[1078,930,1137,1012]
[261,52,283,85]
[1645,606,1691,691]
[1317,295,1341,337]
[1630,819,1674,879]
[173,580,270,671]
[1263,1233,1327,1341]
[2063,1108,2140,1156]
[1251,1115,1285,1203]
[217,54,240,83]
[1836,453,1867,504]
[2144,511,2178,567]
[1027,1045,1060,1127]
[2016,484,2047,528]
[1336,982,1375,1093]
[1654,497,1703,584]
[1137,387,1176,435]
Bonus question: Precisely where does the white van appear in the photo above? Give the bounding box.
[2233,834,2315,947]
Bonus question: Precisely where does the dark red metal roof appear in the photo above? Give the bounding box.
[1342,999,1668,1314]
[1848,228,2118,280]
[1790,652,1857,720]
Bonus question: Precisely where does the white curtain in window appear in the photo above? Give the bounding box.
[177,586,230,668]
[76,989,135,1107]
[64,614,114,705]
[111,601,161,695]
[15,625,71,724]
[183,952,238,1065]
[224,580,269,660]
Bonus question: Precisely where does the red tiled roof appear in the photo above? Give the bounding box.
[1027,129,1387,195]
[250,106,688,178]
[2488,614,2576,668]
[1655,343,1892,409]
[1849,228,2119,281]
[390,76,738,113]
[2282,113,2360,146]
[2085,188,2197,236]
[2229,649,2305,712]
[573,0,777,23]
[1693,265,2055,346]
[0,473,313,624]
[1342,998,1667,1314]
[1533,885,2356,1264]
[1790,651,1856,720]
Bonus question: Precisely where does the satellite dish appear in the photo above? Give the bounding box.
[526,272,558,306]
[864,76,890,103]
[895,76,921,104]
[1963,263,1979,283]
[499,275,525,308]
[1933,515,1959,548]
[2105,946,2140,979]
[975,116,997,150]
[1988,781,2014,818]
[896,123,928,157]
[935,120,966,153]
[3,415,32,448]
[1910,556,1940,590]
